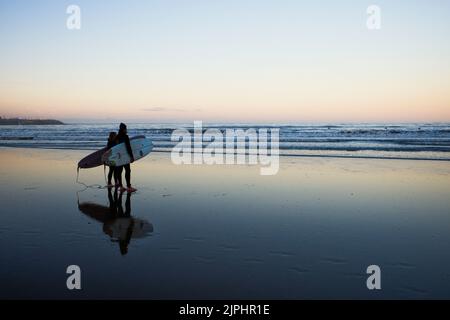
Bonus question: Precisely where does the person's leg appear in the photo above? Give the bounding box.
[107,166,114,186]
[115,166,124,188]
[113,165,119,185]
[124,164,136,192]
[124,164,131,188]
[113,167,118,186]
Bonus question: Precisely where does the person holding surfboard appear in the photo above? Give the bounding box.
[114,123,137,193]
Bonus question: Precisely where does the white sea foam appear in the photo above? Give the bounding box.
[1,123,450,160]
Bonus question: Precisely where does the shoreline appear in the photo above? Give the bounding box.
[1,145,450,163]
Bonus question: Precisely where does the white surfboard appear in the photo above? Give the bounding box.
[102,136,153,166]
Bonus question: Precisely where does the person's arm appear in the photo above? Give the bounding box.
[125,135,134,162]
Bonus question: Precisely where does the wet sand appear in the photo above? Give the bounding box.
[0,147,450,299]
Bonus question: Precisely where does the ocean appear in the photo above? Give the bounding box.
[1,123,450,160]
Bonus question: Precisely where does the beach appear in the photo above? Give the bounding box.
[0,147,449,299]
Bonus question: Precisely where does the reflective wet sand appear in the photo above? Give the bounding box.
[1,148,450,299]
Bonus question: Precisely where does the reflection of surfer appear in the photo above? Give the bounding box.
[105,188,134,255]
[77,188,153,255]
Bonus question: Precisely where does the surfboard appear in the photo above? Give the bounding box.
[77,135,145,169]
[78,147,108,169]
[102,137,153,167]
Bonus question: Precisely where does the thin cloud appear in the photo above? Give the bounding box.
[141,107,202,113]
[141,107,167,112]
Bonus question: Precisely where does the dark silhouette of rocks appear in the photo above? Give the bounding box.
[0,117,64,125]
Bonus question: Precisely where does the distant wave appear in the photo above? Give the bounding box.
[1,123,450,161]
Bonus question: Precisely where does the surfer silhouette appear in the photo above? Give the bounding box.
[106,132,118,187]
[114,123,137,193]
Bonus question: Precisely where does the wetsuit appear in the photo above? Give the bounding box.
[114,132,133,188]
[106,139,116,185]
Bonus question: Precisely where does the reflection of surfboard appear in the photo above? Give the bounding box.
[78,202,111,222]
[78,202,153,239]
[77,135,145,169]
[102,137,153,167]
[108,218,154,239]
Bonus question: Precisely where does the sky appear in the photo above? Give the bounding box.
[0,0,449,123]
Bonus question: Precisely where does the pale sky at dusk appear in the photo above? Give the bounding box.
[1,0,449,123]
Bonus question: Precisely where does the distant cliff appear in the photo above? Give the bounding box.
[0,117,64,125]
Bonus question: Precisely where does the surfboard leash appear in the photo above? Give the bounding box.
[104,164,108,185]
[76,165,105,190]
